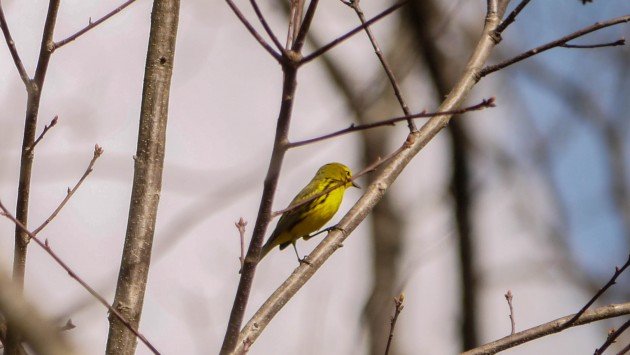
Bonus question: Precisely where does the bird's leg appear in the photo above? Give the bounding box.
[292,242,311,265]
[303,225,346,241]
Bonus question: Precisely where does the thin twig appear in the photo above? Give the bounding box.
[291,0,320,52]
[493,0,532,37]
[53,0,138,50]
[235,218,248,273]
[27,115,58,152]
[0,3,31,87]
[285,0,305,48]
[463,303,630,355]
[617,342,630,355]
[594,319,630,355]
[384,293,405,355]
[560,38,625,48]
[32,145,103,235]
[346,0,416,131]
[561,254,630,330]
[249,0,285,53]
[301,1,408,63]
[505,290,516,335]
[480,15,630,78]
[225,0,282,61]
[288,97,495,148]
[0,201,161,354]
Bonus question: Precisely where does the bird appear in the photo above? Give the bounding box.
[261,163,359,262]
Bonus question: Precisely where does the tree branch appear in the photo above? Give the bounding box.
[233,2,509,351]
[301,1,407,64]
[53,0,139,50]
[479,15,630,78]
[0,201,160,354]
[288,98,495,148]
[462,303,630,355]
[0,2,31,87]
[493,0,532,38]
[105,0,179,353]
[225,0,282,61]
[594,318,630,355]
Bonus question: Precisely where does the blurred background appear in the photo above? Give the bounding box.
[0,0,629,354]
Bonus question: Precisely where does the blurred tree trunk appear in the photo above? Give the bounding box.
[404,1,479,349]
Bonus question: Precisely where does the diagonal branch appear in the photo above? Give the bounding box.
[346,0,416,131]
[0,3,31,87]
[32,145,103,235]
[288,98,495,148]
[225,0,282,61]
[233,2,509,351]
[0,201,160,354]
[594,318,630,355]
[462,303,630,355]
[560,38,625,48]
[493,0,532,38]
[301,1,408,64]
[249,0,285,53]
[26,115,58,152]
[479,15,629,77]
[53,0,139,50]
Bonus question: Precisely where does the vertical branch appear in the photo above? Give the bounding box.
[105,0,180,354]
[6,1,60,354]
[220,61,298,355]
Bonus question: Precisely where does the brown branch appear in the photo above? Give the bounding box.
[384,293,405,355]
[594,319,630,355]
[479,15,630,77]
[346,0,416,131]
[0,201,160,354]
[285,0,305,48]
[53,0,138,50]
[26,115,58,152]
[291,0,319,52]
[505,290,515,335]
[463,303,630,355]
[616,342,630,355]
[7,1,61,353]
[301,1,408,64]
[32,145,103,235]
[0,3,31,87]
[560,254,630,330]
[105,0,179,353]
[249,0,285,52]
[288,97,495,148]
[225,0,282,61]
[493,0,532,37]
[235,218,248,273]
[233,2,509,351]
[560,38,625,48]
[220,20,303,355]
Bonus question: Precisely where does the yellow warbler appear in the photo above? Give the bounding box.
[261,163,358,261]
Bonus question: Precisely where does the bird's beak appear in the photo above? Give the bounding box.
[351,180,360,189]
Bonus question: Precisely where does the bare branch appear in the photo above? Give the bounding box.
[505,290,515,335]
[53,0,139,50]
[594,319,630,355]
[0,3,31,88]
[0,201,160,354]
[493,0,532,37]
[384,293,405,355]
[560,38,625,48]
[346,1,416,131]
[249,0,285,53]
[301,1,408,64]
[480,15,630,77]
[234,3,509,350]
[225,0,282,61]
[560,254,630,330]
[463,303,630,355]
[235,218,248,273]
[288,98,495,148]
[27,115,58,152]
[291,0,320,52]
[32,145,103,235]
